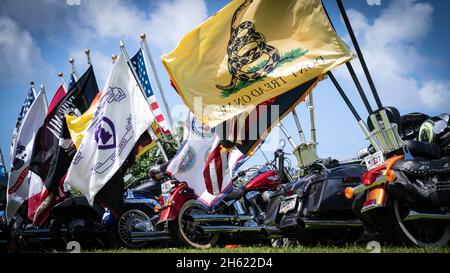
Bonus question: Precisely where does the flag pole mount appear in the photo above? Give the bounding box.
[85,49,92,66]
[69,58,79,81]
[58,72,68,90]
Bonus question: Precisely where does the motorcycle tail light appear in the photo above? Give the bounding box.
[361,165,385,186]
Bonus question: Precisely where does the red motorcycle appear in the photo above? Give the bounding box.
[148,147,288,249]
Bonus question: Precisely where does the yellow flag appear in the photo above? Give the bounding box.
[163,0,353,127]
[65,92,101,149]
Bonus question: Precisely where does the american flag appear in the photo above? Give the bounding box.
[132,49,170,134]
[10,87,36,161]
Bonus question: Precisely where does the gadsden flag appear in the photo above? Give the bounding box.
[163,0,353,127]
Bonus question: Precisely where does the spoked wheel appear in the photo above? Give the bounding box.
[169,199,219,249]
[117,209,152,248]
[394,200,450,247]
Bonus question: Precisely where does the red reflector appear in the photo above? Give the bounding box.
[361,165,385,186]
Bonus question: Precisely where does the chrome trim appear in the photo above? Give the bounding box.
[303,220,363,229]
[189,214,254,223]
[198,225,263,233]
[404,210,450,221]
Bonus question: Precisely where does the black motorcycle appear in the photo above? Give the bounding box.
[263,154,365,246]
[350,112,450,247]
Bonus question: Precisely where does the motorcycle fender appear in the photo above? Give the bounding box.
[158,185,194,223]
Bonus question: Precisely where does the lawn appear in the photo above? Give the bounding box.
[90,245,450,254]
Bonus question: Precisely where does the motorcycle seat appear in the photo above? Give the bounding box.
[405,140,441,160]
[393,156,450,176]
[226,186,245,200]
[132,179,162,196]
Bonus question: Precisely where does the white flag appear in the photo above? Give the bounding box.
[166,112,244,207]
[64,53,153,205]
[6,90,47,220]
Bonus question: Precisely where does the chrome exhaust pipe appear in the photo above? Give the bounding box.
[404,210,450,221]
[197,225,263,233]
[303,220,363,229]
[189,214,255,223]
[130,231,172,243]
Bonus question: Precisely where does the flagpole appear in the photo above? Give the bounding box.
[30,81,37,98]
[40,84,49,113]
[278,123,297,149]
[291,109,307,144]
[69,58,79,81]
[85,49,92,66]
[119,41,169,162]
[308,92,317,145]
[58,72,68,90]
[140,33,181,146]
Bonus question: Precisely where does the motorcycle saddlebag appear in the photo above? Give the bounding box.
[303,165,364,215]
[390,157,450,209]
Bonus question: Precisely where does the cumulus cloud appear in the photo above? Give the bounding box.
[341,0,450,113]
[0,16,54,86]
[76,0,208,52]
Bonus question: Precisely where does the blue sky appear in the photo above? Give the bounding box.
[1,0,449,170]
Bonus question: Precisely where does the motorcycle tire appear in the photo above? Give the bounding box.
[393,199,450,247]
[50,207,104,251]
[169,199,219,249]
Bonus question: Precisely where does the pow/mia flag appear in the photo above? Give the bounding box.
[28,67,98,226]
[64,54,153,206]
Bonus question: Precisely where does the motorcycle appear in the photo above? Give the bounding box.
[347,112,450,247]
[262,152,365,246]
[137,143,290,249]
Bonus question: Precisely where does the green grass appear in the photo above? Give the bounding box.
[88,245,450,254]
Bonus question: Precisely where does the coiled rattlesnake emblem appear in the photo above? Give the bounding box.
[216,0,281,91]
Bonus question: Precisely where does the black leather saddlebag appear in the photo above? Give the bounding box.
[390,157,450,209]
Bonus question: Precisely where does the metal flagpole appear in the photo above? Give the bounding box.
[278,123,297,149]
[58,72,68,90]
[120,41,169,162]
[336,0,383,110]
[308,92,317,145]
[30,81,37,98]
[140,33,181,146]
[40,84,49,113]
[69,58,79,81]
[85,49,92,66]
[327,71,381,152]
[291,109,307,144]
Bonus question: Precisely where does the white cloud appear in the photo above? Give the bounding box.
[77,0,208,52]
[342,0,450,113]
[146,0,208,51]
[0,16,54,86]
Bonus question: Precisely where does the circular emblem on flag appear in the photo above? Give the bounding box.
[179,146,196,172]
[94,116,116,150]
[191,117,215,138]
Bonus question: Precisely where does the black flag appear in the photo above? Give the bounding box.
[29,66,99,225]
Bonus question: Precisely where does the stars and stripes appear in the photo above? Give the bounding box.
[131,49,171,134]
[10,87,36,161]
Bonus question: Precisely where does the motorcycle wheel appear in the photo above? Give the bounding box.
[394,200,450,247]
[110,206,154,249]
[169,199,219,249]
[50,207,103,251]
